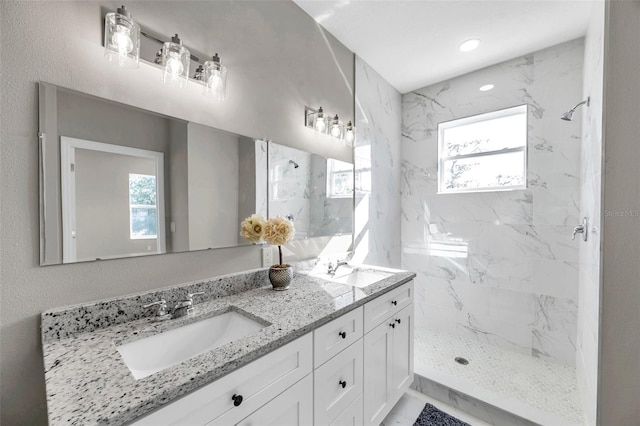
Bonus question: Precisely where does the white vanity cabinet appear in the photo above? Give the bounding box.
[130,281,414,426]
[363,282,414,426]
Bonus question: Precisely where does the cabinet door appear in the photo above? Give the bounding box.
[235,374,313,426]
[390,303,414,400]
[363,320,393,426]
[330,393,363,426]
[314,339,363,425]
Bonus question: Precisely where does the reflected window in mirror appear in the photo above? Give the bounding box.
[327,159,354,199]
[129,174,158,240]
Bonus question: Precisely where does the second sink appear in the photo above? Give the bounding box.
[117,310,266,380]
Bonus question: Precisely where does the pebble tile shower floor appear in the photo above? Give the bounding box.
[414,326,583,424]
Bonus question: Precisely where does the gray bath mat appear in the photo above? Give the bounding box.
[414,403,471,426]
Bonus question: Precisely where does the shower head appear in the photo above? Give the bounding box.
[289,160,299,168]
[561,97,590,121]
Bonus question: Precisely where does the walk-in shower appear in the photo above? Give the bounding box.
[402,38,590,425]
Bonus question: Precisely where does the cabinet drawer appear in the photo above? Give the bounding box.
[364,281,413,333]
[314,306,363,368]
[314,338,363,426]
[131,333,312,426]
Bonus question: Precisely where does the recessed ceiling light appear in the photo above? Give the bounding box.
[479,84,494,91]
[459,39,480,52]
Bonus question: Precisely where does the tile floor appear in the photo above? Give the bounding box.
[382,389,489,426]
[413,326,583,424]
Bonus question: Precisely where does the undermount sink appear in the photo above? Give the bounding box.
[117,310,266,379]
[313,265,395,288]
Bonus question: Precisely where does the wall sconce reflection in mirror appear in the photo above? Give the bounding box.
[305,106,355,146]
[104,5,227,100]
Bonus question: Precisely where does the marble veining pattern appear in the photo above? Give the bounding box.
[41,266,415,425]
[402,39,584,364]
[353,56,403,268]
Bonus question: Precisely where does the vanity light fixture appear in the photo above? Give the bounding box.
[104,5,140,68]
[315,107,327,132]
[202,54,227,101]
[161,34,190,87]
[459,38,480,52]
[479,84,494,91]
[103,6,229,99]
[330,114,342,138]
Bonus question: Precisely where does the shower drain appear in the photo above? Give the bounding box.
[454,357,469,365]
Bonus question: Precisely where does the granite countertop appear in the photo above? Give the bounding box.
[41,264,415,425]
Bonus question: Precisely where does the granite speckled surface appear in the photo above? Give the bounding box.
[42,264,415,425]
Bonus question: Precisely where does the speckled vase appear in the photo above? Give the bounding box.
[269,265,293,291]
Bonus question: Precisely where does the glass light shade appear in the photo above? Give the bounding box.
[330,114,342,139]
[344,121,355,146]
[203,54,227,101]
[314,107,327,133]
[104,6,140,68]
[161,34,190,87]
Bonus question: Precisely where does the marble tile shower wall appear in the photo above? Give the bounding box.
[401,39,585,365]
[353,56,403,268]
[576,3,605,424]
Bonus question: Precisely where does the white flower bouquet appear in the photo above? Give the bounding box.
[240,214,295,266]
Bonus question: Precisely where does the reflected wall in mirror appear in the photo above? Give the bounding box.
[39,82,267,265]
[268,142,353,240]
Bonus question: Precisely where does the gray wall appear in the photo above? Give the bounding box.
[0,1,354,424]
[187,122,240,250]
[599,0,640,423]
[168,120,190,253]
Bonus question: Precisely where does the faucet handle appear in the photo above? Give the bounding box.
[143,300,169,317]
[186,291,204,302]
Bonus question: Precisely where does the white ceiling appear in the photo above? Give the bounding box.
[293,0,594,94]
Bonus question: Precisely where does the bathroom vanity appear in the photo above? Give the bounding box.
[41,264,415,425]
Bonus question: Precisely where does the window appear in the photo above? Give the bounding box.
[327,159,354,198]
[129,174,158,239]
[438,104,527,193]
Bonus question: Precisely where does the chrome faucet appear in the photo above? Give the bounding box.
[143,299,171,321]
[143,292,204,320]
[327,260,349,275]
[172,292,204,319]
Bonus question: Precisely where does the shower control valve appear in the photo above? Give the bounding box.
[572,217,588,242]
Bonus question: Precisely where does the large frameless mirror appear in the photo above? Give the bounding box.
[38,82,355,266]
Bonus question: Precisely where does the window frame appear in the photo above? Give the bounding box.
[437,104,528,194]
